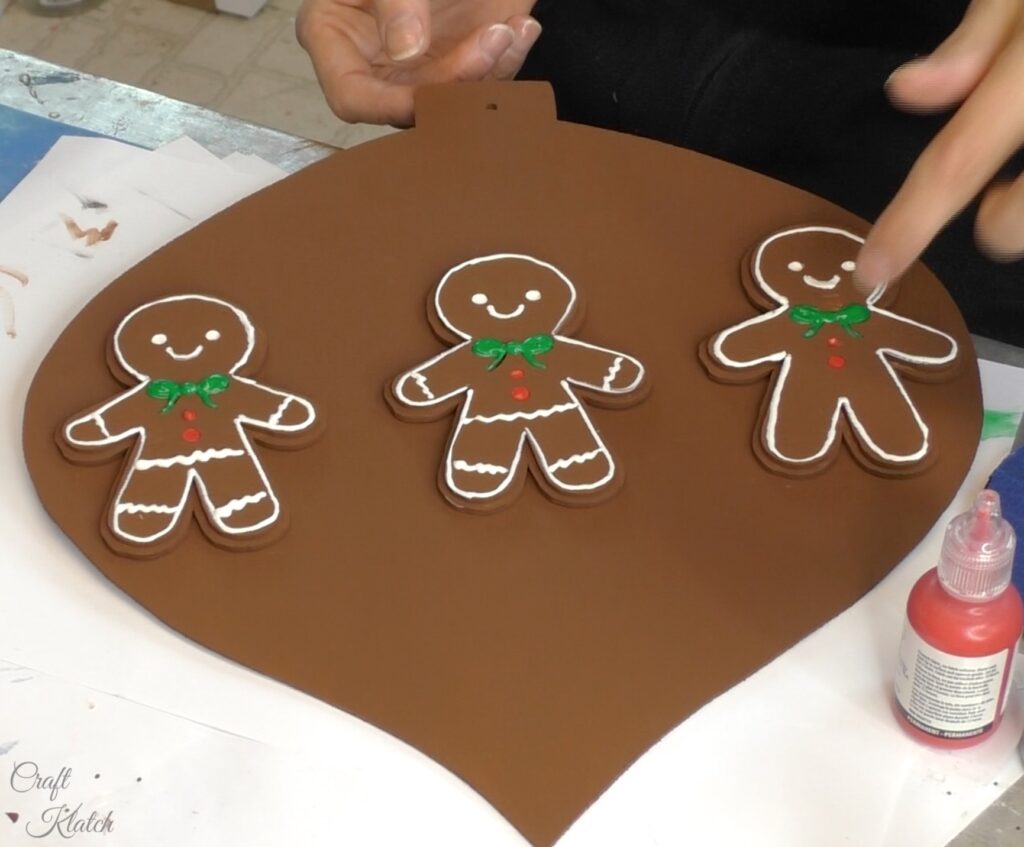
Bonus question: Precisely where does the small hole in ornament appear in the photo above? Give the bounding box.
[485,103,498,111]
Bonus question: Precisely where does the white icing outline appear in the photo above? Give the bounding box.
[393,254,645,501]
[166,344,203,361]
[433,253,579,341]
[63,294,317,546]
[754,226,887,306]
[710,226,958,466]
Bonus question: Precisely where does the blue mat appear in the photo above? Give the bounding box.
[990,446,1024,594]
[0,103,107,201]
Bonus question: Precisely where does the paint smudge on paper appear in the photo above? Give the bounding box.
[982,409,1022,441]
[0,291,17,338]
[0,740,19,756]
[73,193,109,212]
[0,266,29,288]
[0,266,29,339]
[61,215,118,247]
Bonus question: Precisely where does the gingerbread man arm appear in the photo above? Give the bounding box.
[392,343,473,408]
[555,338,645,398]
[709,308,791,370]
[867,308,959,366]
[230,377,317,433]
[62,384,153,450]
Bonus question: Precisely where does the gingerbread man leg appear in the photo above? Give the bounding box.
[194,452,280,536]
[843,366,929,464]
[765,361,845,464]
[111,463,191,545]
[445,417,526,501]
[527,404,615,492]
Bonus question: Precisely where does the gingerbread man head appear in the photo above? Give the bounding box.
[432,254,577,341]
[113,294,257,382]
[752,226,891,309]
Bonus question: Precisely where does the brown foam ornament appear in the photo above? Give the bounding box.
[701,226,961,478]
[23,83,981,846]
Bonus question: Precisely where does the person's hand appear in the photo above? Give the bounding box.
[856,0,1024,289]
[296,0,541,127]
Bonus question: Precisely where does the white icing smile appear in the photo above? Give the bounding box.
[802,273,840,290]
[166,344,204,361]
[486,303,526,320]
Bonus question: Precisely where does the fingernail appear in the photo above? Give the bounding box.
[886,57,928,87]
[385,12,425,61]
[522,18,542,42]
[479,24,515,60]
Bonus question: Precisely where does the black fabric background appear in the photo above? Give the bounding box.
[519,1,1024,345]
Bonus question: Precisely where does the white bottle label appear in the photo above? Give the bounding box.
[894,622,1009,739]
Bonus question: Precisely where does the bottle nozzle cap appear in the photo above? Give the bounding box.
[938,490,1017,600]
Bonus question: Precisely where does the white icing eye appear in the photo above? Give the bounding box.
[787,261,804,272]
[525,289,542,302]
[205,329,221,341]
[471,293,488,305]
[151,333,167,345]
[841,260,857,272]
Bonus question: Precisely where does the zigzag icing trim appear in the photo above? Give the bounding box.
[135,447,245,470]
[453,459,509,475]
[267,397,293,426]
[465,402,577,425]
[215,491,268,519]
[411,372,434,400]
[601,357,623,391]
[116,502,177,515]
[547,448,605,472]
[90,413,112,439]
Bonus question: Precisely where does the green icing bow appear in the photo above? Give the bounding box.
[788,303,871,339]
[471,334,555,370]
[147,373,231,413]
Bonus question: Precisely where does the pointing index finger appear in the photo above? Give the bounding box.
[857,34,1024,289]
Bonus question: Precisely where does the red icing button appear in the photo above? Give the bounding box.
[826,336,841,348]
[509,368,525,380]
[827,354,846,369]
[182,409,198,422]
[511,386,531,401]
[181,427,202,443]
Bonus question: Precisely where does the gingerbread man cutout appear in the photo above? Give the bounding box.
[388,254,648,511]
[702,226,959,476]
[59,294,320,557]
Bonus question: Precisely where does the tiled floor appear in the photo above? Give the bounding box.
[0,0,394,148]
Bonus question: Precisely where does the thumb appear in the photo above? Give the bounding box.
[375,0,432,61]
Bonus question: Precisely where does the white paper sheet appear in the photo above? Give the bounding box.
[0,137,1022,847]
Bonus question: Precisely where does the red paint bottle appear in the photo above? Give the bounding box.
[894,490,1022,749]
